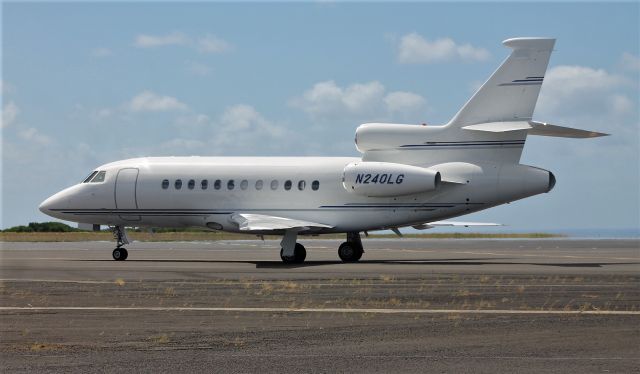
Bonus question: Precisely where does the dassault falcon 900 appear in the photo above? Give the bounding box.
[40,37,607,263]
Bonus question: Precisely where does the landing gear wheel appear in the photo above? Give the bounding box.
[112,247,128,261]
[338,242,363,262]
[280,243,306,264]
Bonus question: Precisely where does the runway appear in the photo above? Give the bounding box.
[1,239,639,373]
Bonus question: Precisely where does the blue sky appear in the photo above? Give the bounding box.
[2,2,639,232]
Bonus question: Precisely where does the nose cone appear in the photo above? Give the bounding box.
[39,191,69,217]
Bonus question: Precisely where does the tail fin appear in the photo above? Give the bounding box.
[448,37,556,127]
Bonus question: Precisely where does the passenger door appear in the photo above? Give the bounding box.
[115,168,141,221]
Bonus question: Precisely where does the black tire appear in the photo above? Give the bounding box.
[112,247,128,261]
[280,243,306,264]
[352,246,364,261]
[293,243,306,263]
[338,242,363,262]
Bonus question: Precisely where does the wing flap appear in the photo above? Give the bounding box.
[231,213,333,232]
[413,221,503,230]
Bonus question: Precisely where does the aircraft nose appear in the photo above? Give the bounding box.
[39,191,69,216]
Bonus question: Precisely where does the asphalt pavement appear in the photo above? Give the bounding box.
[1,238,639,373]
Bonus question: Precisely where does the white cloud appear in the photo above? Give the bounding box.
[608,94,633,116]
[217,104,284,138]
[159,138,206,153]
[197,34,230,54]
[384,91,426,114]
[134,32,189,48]
[397,34,490,64]
[186,61,212,76]
[97,108,112,117]
[621,52,640,72]
[134,32,230,54]
[291,80,426,120]
[18,127,52,146]
[537,65,629,118]
[129,91,188,112]
[91,47,112,58]
[167,105,289,155]
[534,64,638,157]
[1,81,14,94]
[291,81,384,117]
[2,101,19,128]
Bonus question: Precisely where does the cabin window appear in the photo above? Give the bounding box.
[284,180,292,191]
[201,180,208,190]
[255,180,264,190]
[175,179,183,189]
[227,180,235,190]
[298,180,306,191]
[83,171,98,183]
[214,179,221,190]
[270,180,278,190]
[90,171,106,183]
[188,179,195,190]
[240,179,248,190]
[161,179,169,189]
[312,180,320,191]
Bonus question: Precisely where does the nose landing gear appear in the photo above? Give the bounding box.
[111,225,130,261]
[112,247,128,261]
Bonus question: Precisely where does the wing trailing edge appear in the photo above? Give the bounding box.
[231,213,333,232]
[412,221,503,230]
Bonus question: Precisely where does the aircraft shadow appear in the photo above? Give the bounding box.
[74,258,638,269]
[252,260,637,269]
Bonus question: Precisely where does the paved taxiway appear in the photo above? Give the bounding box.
[1,239,639,373]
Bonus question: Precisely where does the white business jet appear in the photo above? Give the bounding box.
[39,37,607,263]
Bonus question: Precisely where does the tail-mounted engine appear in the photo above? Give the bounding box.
[342,162,440,197]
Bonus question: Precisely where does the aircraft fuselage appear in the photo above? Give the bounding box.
[39,156,553,234]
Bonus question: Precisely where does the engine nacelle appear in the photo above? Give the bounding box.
[342,162,441,197]
[355,123,444,153]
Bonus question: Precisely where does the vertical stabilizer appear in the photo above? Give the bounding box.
[448,37,555,127]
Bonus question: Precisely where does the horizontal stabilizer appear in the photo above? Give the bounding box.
[462,121,531,133]
[463,121,609,138]
[231,213,332,232]
[527,121,609,138]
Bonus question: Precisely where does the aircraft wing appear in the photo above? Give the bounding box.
[412,221,503,230]
[230,213,333,232]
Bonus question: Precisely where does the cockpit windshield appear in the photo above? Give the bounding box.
[83,171,98,183]
[91,171,106,183]
[82,170,106,183]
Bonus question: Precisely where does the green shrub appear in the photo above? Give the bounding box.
[3,222,80,232]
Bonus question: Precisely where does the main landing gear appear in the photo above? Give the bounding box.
[279,230,364,264]
[280,230,306,264]
[111,225,130,261]
[280,243,307,264]
[338,232,364,262]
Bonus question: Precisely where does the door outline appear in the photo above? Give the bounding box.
[115,168,140,221]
